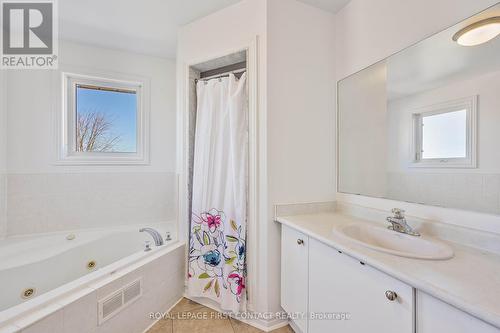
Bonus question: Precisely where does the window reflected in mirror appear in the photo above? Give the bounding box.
[338,4,500,215]
[420,110,467,160]
[410,96,476,168]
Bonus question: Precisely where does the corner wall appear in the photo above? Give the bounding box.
[4,41,178,235]
[266,0,336,314]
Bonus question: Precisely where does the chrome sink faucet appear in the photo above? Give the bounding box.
[139,228,164,246]
[386,208,420,236]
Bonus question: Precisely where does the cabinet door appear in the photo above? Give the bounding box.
[417,291,500,333]
[281,225,309,333]
[309,239,413,333]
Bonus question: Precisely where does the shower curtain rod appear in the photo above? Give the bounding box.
[195,68,246,82]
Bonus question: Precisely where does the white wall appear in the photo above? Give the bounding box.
[177,0,335,322]
[4,41,177,235]
[267,0,336,314]
[335,0,500,233]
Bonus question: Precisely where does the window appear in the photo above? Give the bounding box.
[58,72,149,165]
[76,85,137,153]
[411,96,477,168]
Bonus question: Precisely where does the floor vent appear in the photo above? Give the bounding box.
[98,278,143,325]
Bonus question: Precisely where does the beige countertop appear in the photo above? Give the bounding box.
[275,212,500,329]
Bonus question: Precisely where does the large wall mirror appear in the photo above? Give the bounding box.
[338,3,500,215]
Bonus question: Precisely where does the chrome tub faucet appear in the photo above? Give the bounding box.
[139,228,164,246]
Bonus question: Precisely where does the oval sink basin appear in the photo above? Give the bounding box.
[333,223,454,260]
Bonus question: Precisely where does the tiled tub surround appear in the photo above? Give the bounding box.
[0,240,185,333]
[6,172,177,235]
[275,208,500,329]
[387,172,500,215]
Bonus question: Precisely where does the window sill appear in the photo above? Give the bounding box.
[408,158,476,169]
[54,154,150,166]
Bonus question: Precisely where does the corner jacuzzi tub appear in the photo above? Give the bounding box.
[0,223,183,331]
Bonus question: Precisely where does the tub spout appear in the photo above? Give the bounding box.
[139,228,164,246]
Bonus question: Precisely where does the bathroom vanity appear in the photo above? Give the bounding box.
[307,4,500,332]
[278,212,500,333]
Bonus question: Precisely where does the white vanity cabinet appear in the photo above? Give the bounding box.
[308,238,414,333]
[280,224,500,333]
[280,225,413,333]
[281,225,309,333]
[416,291,500,333]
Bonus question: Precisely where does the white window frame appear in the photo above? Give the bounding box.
[409,96,477,168]
[57,71,150,165]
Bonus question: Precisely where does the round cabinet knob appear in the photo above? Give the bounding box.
[385,290,398,301]
[297,239,304,245]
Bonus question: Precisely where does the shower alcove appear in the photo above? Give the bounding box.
[179,47,259,314]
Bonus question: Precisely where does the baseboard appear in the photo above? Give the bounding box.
[141,296,183,333]
[185,294,289,332]
[288,319,301,333]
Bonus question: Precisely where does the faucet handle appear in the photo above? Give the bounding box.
[391,208,405,218]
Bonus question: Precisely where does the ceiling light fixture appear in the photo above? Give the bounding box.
[452,17,500,46]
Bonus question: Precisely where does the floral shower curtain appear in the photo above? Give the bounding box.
[188,72,248,312]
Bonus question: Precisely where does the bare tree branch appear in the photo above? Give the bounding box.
[76,110,121,152]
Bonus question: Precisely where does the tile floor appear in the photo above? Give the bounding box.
[147,298,293,333]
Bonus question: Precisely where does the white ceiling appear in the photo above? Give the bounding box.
[296,0,351,13]
[386,3,500,101]
[59,0,242,59]
[59,0,350,59]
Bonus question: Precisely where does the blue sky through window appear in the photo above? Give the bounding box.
[76,86,137,152]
